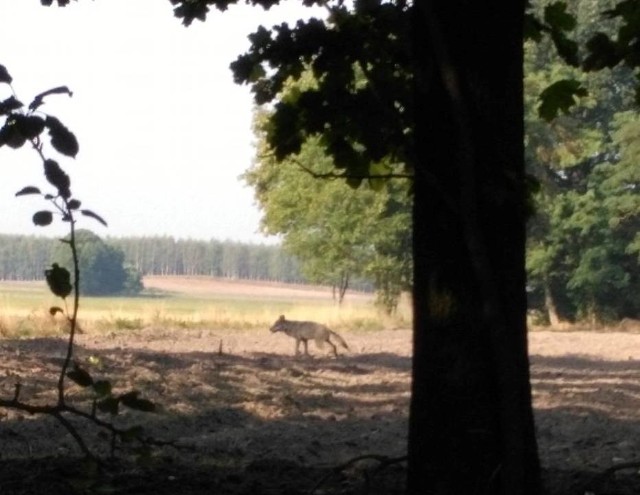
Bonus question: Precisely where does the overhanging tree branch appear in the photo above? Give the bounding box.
[295,157,413,181]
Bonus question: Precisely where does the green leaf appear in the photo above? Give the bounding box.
[0,65,12,84]
[45,263,72,298]
[523,14,545,42]
[248,64,266,83]
[80,209,108,227]
[14,115,45,139]
[550,30,579,67]
[172,1,209,26]
[132,399,155,412]
[120,391,156,412]
[15,186,41,197]
[538,79,588,122]
[583,33,621,71]
[43,159,71,198]
[92,380,112,398]
[33,211,53,226]
[544,2,576,31]
[119,391,140,403]
[346,176,363,189]
[0,122,26,149]
[29,86,73,111]
[67,364,94,387]
[49,306,64,316]
[97,397,120,415]
[45,116,79,158]
[0,96,23,115]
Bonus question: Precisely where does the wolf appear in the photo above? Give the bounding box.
[270,315,349,357]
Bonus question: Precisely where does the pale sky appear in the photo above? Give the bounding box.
[0,0,323,243]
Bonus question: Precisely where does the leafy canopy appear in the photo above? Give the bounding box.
[170,0,413,187]
[525,0,640,322]
[245,115,412,310]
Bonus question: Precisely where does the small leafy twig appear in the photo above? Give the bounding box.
[0,63,156,460]
[290,154,413,181]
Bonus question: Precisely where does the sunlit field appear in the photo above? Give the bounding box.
[0,276,412,337]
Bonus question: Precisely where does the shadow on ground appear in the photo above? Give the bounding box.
[2,336,640,493]
[0,335,409,494]
[532,353,640,495]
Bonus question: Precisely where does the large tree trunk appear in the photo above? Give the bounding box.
[407,2,540,494]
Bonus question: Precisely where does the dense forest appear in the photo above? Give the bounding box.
[524,0,640,324]
[0,234,309,284]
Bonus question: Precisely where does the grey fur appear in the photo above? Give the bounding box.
[270,315,349,357]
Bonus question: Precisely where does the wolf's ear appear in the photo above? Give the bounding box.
[278,315,285,321]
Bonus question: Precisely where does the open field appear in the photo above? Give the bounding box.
[0,277,640,493]
[0,277,412,337]
[143,275,374,301]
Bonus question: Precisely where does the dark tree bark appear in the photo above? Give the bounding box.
[408,2,541,494]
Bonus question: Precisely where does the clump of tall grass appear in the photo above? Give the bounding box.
[0,303,412,336]
[93,316,145,332]
[0,309,71,338]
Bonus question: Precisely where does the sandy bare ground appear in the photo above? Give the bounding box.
[529,331,640,493]
[1,328,640,493]
[143,275,373,302]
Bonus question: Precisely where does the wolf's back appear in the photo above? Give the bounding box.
[285,321,326,339]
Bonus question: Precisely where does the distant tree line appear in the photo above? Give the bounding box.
[0,233,312,284]
[108,236,306,283]
[0,234,53,280]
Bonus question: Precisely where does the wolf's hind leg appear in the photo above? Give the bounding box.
[327,339,338,357]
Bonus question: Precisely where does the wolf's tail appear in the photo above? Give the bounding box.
[329,330,349,350]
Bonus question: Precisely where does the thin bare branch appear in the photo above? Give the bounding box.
[292,156,413,181]
[57,205,78,406]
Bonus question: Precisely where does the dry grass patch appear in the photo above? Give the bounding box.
[0,278,411,337]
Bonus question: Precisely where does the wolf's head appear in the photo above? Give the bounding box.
[270,314,286,333]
